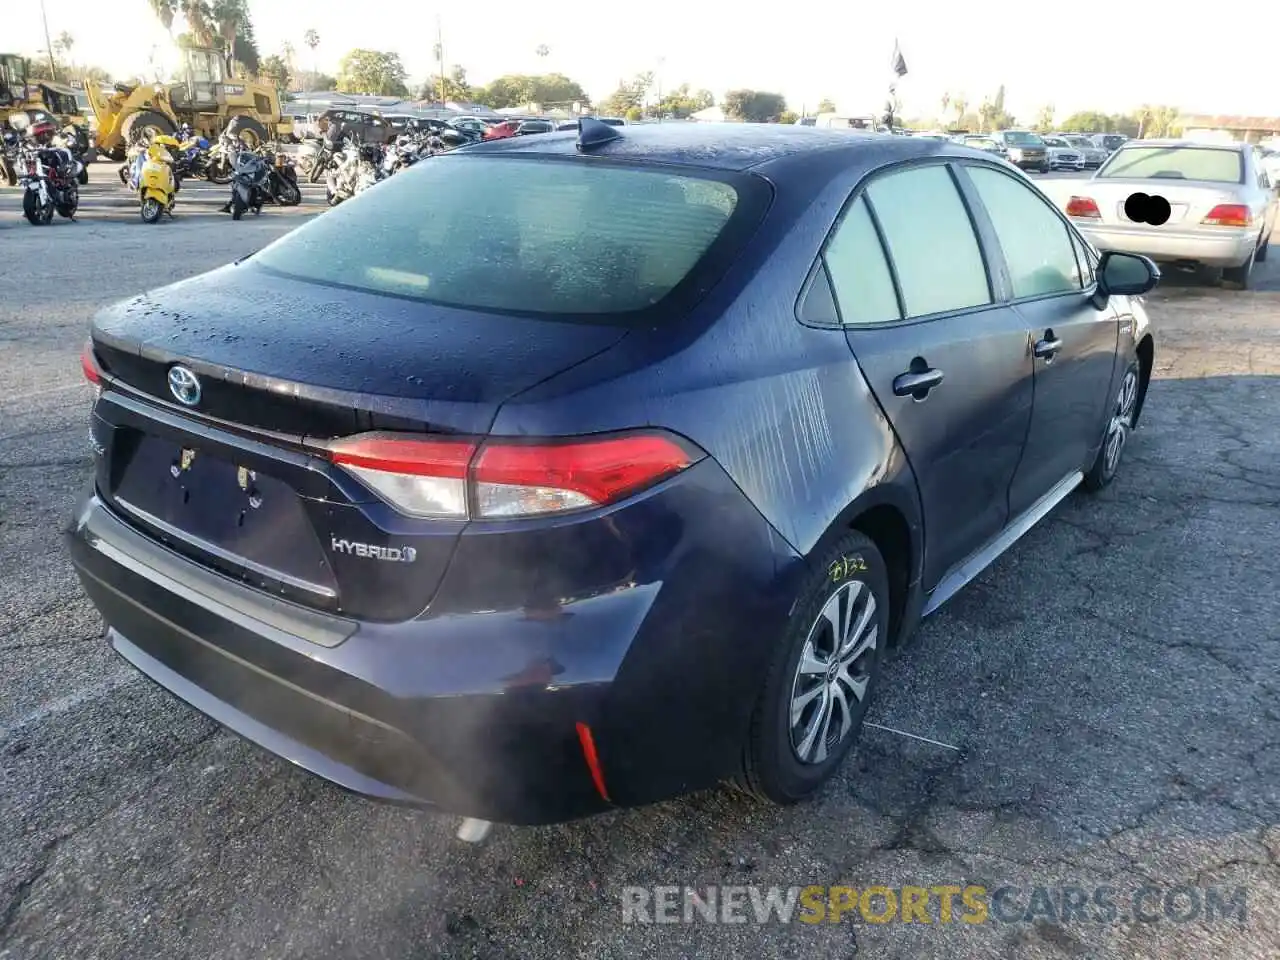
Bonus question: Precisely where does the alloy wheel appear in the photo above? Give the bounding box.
[788,579,878,764]
[1104,368,1139,475]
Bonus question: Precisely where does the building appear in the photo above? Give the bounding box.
[1177,115,1280,145]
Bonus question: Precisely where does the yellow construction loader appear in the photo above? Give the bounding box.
[1,53,90,127]
[85,44,292,159]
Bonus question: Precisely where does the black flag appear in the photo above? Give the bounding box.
[890,40,908,78]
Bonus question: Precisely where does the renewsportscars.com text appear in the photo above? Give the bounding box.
[620,884,1248,926]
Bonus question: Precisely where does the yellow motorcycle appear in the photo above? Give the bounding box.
[132,135,179,223]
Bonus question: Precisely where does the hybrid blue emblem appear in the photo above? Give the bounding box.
[167,365,202,407]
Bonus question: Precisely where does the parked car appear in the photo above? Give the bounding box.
[70,123,1158,827]
[482,119,521,140]
[1091,133,1129,154]
[317,108,394,145]
[956,134,1008,159]
[514,118,556,136]
[1061,135,1108,169]
[1064,139,1277,289]
[1041,135,1086,172]
[991,130,1049,172]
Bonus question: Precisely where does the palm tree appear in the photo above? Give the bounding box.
[940,91,950,121]
[953,94,968,125]
[150,0,177,33]
[181,0,216,46]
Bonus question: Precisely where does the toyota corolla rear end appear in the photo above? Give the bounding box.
[67,146,797,824]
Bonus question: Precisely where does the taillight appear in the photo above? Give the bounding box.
[80,341,102,386]
[326,430,700,519]
[1065,195,1100,218]
[1201,204,1251,227]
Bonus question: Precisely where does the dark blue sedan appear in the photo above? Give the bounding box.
[69,120,1158,826]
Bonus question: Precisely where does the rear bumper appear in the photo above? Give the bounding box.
[67,460,799,824]
[1072,222,1256,267]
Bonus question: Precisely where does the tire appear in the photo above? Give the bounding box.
[308,155,327,185]
[225,115,268,150]
[1038,163,1050,174]
[206,157,233,186]
[1254,231,1270,263]
[121,110,177,147]
[23,190,53,225]
[1,158,15,187]
[738,531,889,805]
[56,185,78,219]
[1220,250,1254,290]
[1083,360,1140,492]
[231,192,247,220]
[140,196,163,223]
[278,177,301,206]
[77,166,89,185]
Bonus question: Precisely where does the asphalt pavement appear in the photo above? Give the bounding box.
[1,163,1278,960]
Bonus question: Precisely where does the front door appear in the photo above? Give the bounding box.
[822,163,1035,589]
[959,163,1119,516]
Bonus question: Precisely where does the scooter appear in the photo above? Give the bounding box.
[137,139,178,223]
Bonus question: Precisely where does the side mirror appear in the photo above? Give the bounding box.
[1097,251,1160,297]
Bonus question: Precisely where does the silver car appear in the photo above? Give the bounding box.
[1042,135,1085,172]
[1064,140,1278,288]
[1062,134,1108,168]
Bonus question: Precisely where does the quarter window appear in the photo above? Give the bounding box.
[864,165,991,318]
[967,165,1083,298]
[823,196,901,325]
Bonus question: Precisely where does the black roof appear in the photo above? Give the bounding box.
[460,121,954,172]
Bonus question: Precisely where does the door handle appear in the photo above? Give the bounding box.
[892,367,945,398]
[1033,332,1063,359]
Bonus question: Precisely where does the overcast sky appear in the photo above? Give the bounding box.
[15,2,1267,121]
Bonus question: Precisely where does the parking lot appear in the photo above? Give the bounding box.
[1,162,1278,959]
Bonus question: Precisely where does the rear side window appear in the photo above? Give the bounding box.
[252,156,760,320]
[1099,146,1243,184]
[823,197,901,325]
[966,165,1082,298]
[865,165,991,317]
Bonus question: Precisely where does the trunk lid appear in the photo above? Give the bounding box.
[89,263,629,621]
[1077,178,1246,227]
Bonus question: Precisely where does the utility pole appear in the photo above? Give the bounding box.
[39,0,57,81]
[436,15,447,110]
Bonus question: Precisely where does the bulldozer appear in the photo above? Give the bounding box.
[85,44,292,160]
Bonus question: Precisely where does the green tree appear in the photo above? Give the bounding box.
[180,0,216,46]
[419,65,472,104]
[149,0,177,33]
[722,89,787,123]
[293,70,336,91]
[817,97,836,114]
[652,83,712,119]
[258,54,290,91]
[472,72,588,110]
[1059,110,1113,133]
[337,49,409,96]
[778,110,798,125]
[625,105,642,121]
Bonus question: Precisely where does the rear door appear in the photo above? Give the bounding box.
[824,162,1034,589]
[958,162,1118,516]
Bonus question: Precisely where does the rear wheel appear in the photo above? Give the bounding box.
[1254,230,1270,263]
[738,532,888,804]
[56,184,78,219]
[231,192,247,220]
[1221,249,1255,290]
[1083,361,1140,491]
[278,178,301,206]
[77,165,89,185]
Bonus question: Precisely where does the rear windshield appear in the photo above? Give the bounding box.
[1098,146,1244,184]
[251,155,762,318]
[1002,131,1043,145]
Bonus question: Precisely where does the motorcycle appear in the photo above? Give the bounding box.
[1,128,18,187]
[204,133,236,185]
[19,140,83,225]
[136,139,178,223]
[325,140,383,206]
[226,147,302,219]
[53,125,92,184]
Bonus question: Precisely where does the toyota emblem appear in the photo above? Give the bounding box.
[167,365,202,407]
